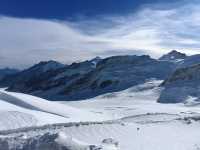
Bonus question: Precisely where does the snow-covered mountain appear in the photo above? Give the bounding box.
[1,51,200,150]
[57,55,175,100]
[0,60,65,87]
[159,50,187,62]
[5,58,101,100]
[1,80,200,150]
[2,51,199,103]
[2,55,176,101]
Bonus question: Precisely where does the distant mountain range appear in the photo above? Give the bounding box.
[1,50,200,102]
[0,68,19,81]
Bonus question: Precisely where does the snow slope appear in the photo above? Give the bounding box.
[0,89,110,130]
[63,80,200,119]
[60,80,200,148]
[59,121,200,150]
[2,80,200,150]
[55,80,200,150]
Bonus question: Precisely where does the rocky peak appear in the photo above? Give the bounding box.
[98,55,152,67]
[30,60,65,72]
[159,50,187,62]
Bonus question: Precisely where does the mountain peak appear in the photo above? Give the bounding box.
[30,60,65,72]
[90,56,102,68]
[159,50,187,62]
[91,56,101,61]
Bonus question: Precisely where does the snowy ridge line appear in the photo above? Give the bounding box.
[0,92,41,111]
[0,91,68,118]
[0,89,112,124]
[177,115,200,122]
[0,120,122,136]
[122,112,180,119]
[121,112,181,124]
[0,112,186,136]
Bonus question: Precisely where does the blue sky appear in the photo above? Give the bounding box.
[0,0,180,19]
[0,0,199,68]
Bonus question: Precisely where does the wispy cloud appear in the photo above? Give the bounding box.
[0,0,200,68]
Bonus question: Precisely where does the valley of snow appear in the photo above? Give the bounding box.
[1,80,200,150]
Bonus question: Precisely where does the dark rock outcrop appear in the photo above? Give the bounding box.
[158,63,200,103]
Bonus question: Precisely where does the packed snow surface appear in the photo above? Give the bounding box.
[59,80,200,150]
[63,80,200,119]
[2,80,200,150]
[0,89,110,130]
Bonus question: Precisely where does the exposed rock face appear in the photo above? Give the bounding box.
[159,50,187,62]
[158,63,200,103]
[3,59,99,101]
[1,55,176,101]
[57,55,175,100]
